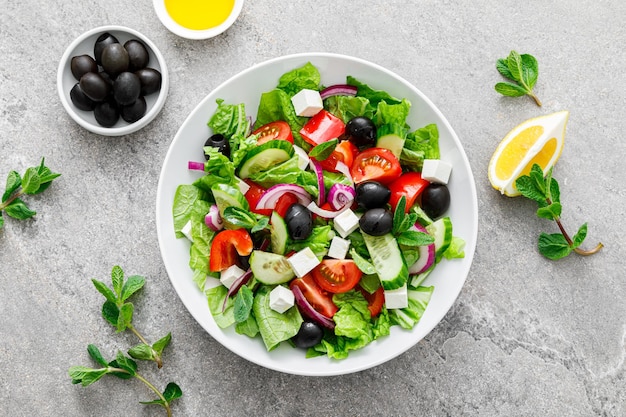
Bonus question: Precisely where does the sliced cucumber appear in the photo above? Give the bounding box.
[270,211,289,255]
[361,232,408,290]
[426,216,453,262]
[211,183,249,229]
[376,123,407,159]
[238,140,294,179]
[249,250,295,285]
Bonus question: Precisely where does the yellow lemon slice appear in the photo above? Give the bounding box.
[488,110,569,196]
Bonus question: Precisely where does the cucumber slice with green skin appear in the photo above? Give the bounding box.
[426,216,453,262]
[238,140,294,179]
[361,232,408,290]
[249,250,295,285]
[211,183,249,228]
[270,211,289,255]
[376,123,407,159]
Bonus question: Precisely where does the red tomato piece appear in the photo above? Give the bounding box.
[209,229,253,272]
[273,192,299,218]
[388,171,430,212]
[290,274,338,318]
[358,285,385,317]
[252,121,294,145]
[300,109,345,147]
[243,179,272,216]
[350,147,402,185]
[316,140,359,172]
[311,259,363,293]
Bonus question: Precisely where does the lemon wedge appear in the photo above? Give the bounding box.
[488,110,569,196]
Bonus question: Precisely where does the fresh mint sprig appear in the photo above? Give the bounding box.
[495,50,542,106]
[391,195,434,247]
[0,157,60,228]
[515,164,603,259]
[69,345,182,417]
[91,265,171,368]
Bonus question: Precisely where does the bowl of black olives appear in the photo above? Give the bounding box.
[57,25,169,136]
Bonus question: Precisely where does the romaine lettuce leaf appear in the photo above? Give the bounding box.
[207,99,249,154]
[277,62,321,96]
[324,95,373,123]
[254,89,309,150]
[389,286,433,329]
[253,286,303,351]
[172,184,210,237]
[206,285,236,329]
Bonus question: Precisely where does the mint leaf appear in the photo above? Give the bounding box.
[496,58,514,80]
[163,382,183,402]
[21,167,41,194]
[396,230,435,247]
[5,199,36,220]
[309,139,338,161]
[128,343,155,361]
[536,202,562,220]
[121,275,145,301]
[506,50,524,82]
[117,302,134,332]
[521,53,539,88]
[495,82,527,97]
[101,300,119,326]
[3,171,21,202]
[91,279,117,303]
[495,50,541,106]
[111,266,124,298]
[538,233,572,260]
[392,196,407,235]
[152,333,172,355]
[87,344,108,367]
[234,285,254,323]
[572,223,588,248]
[515,176,545,202]
[113,352,138,376]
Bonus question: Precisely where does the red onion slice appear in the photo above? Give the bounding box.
[408,223,435,274]
[327,184,355,210]
[308,159,325,206]
[256,184,312,210]
[291,284,335,329]
[205,204,224,231]
[188,161,205,171]
[320,84,358,100]
[334,161,354,185]
[306,201,351,219]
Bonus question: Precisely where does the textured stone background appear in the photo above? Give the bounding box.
[1,0,625,416]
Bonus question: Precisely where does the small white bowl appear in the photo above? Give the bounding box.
[57,25,169,136]
[152,0,244,40]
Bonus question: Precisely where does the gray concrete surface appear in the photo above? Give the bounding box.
[1,0,625,416]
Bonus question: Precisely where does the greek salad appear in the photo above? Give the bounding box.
[172,62,465,359]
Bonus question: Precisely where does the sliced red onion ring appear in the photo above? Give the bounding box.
[188,161,205,171]
[291,284,335,329]
[256,184,312,210]
[205,204,224,231]
[308,158,325,206]
[222,269,253,312]
[327,183,355,210]
[306,201,351,219]
[320,84,358,100]
[408,223,435,274]
[334,161,354,185]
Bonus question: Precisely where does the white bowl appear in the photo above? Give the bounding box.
[57,25,169,136]
[156,53,478,376]
[153,0,244,40]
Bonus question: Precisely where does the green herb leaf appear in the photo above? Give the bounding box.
[538,232,572,260]
[572,223,588,248]
[536,202,562,220]
[121,275,145,302]
[496,58,514,80]
[515,175,544,202]
[309,139,338,161]
[163,382,183,401]
[0,213,4,228]
[2,170,21,202]
[128,343,155,361]
[91,279,117,303]
[87,344,108,367]
[396,230,435,247]
[21,167,41,194]
[251,216,270,233]
[5,199,36,220]
[494,82,528,97]
[113,352,138,376]
[111,265,124,299]
[152,333,172,356]
[101,300,119,326]
[234,285,254,323]
[495,50,541,106]
[392,196,407,235]
[116,302,134,332]
[349,248,376,275]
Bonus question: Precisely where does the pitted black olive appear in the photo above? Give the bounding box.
[359,208,393,236]
[284,203,313,240]
[355,181,391,209]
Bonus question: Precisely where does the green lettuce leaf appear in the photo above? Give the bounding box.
[172,184,210,238]
[389,286,434,329]
[276,62,321,96]
[253,286,303,351]
[206,286,236,329]
[324,95,373,123]
[254,89,309,150]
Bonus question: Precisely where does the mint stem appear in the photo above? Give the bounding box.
[549,199,603,256]
[0,189,23,211]
[109,367,172,417]
[129,324,163,368]
[530,92,542,107]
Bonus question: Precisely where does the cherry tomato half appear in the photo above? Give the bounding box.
[290,274,338,318]
[316,140,359,173]
[311,259,363,294]
[350,147,402,185]
[209,229,254,272]
[243,179,272,216]
[252,121,294,145]
[388,171,430,212]
[358,285,385,317]
[300,109,345,147]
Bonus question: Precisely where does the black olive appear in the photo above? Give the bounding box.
[124,39,149,72]
[359,208,393,236]
[135,68,162,96]
[345,116,377,149]
[79,72,110,102]
[94,99,120,127]
[113,72,141,105]
[420,184,450,219]
[94,32,119,65]
[120,96,146,123]
[70,55,97,81]
[204,134,230,159]
[101,43,129,77]
[69,83,95,111]
[292,321,324,348]
[237,254,251,270]
[355,181,391,209]
[285,203,313,240]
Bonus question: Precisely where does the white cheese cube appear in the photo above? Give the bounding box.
[219,264,246,289]
[204,276,223,290]
[292,145,311,171]
[181,220,193,242]
[384,284,408,309]
[421,159,452,184]
[328,236,351,260]
[235,176,250,195]
[333,209,360,238]
[287,247,321,278]
[269,285,295,313]
[291,89,324,117]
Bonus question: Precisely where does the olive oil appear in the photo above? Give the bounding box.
[164,0,235,30]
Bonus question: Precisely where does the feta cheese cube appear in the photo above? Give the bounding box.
[287,247,321,278]
[292,145,311,171]
[204,276,223,290]
[235,176,250,195]
[421,159,452,184]
[333,209,360,238]
[181,220,193,242]
[219,264,246,289]
[384,284,408,309]
[269,285,295,313]
[291,89,323,117]
[328,236,351,259]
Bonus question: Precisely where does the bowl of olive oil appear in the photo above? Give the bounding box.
[153,0,244,40]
